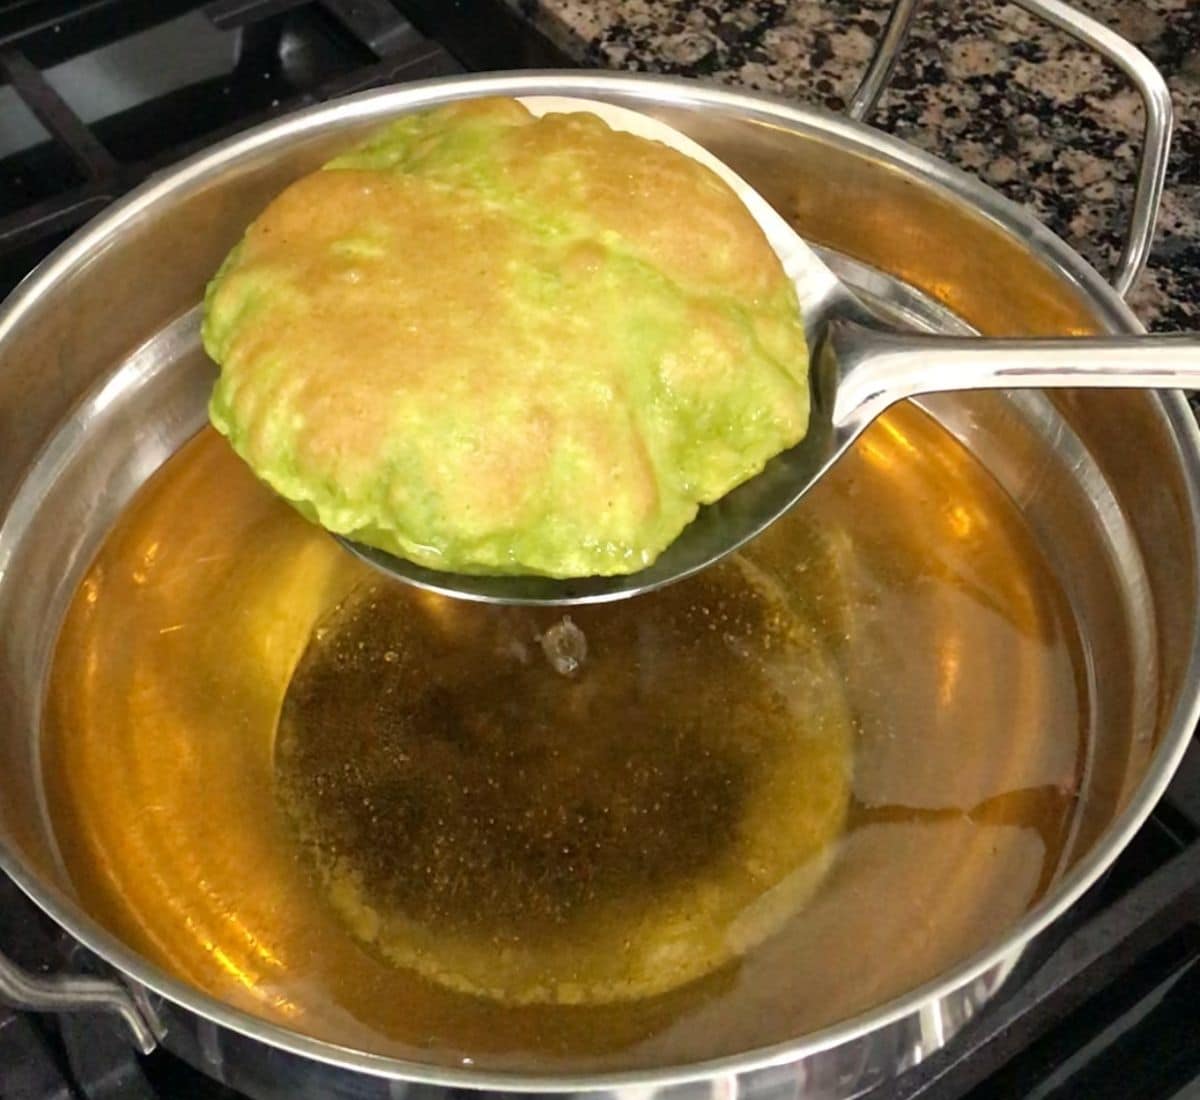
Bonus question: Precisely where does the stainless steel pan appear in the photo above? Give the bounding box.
[0,6,1196,1097]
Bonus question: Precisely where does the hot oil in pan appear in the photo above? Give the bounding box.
[42,406,1086,1073]
[274,559,851,1008]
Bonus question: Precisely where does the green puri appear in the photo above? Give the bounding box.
[203,97,810,577]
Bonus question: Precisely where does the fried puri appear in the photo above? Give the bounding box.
[203,98,810,577]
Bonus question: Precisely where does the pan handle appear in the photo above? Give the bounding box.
[847,0,1173,300]
[846,0,920,122]
[0,948,158,1054]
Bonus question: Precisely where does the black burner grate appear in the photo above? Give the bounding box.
[0,0,573,299]
[0,0,461,299]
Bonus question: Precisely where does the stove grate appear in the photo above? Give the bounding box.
[0,0,471,298]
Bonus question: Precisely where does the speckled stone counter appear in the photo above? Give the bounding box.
[505,0,1198,334]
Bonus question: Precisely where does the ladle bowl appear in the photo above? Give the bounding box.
[341,97,1200,606]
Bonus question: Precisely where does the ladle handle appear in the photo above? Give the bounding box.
[831,322,1200,431]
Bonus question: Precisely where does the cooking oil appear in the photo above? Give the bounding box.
[43,403,1085,1073]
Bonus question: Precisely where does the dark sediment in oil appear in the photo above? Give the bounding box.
[275,556,852,1004]
[41,414,1088,1070]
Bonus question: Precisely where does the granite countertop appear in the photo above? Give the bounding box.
[506,0,1198,334]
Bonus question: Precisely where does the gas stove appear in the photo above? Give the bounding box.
[1,4,1198,1099]
[0,0,570,301]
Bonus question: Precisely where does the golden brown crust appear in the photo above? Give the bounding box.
[204,98,809,576]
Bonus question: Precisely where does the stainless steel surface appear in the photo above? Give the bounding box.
[0,950,158,1054]
[0,71,1197,1098]
[829,323,1200,435]
[846,0,919,121]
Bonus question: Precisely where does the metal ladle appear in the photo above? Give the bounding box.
[340,97,1199,607]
